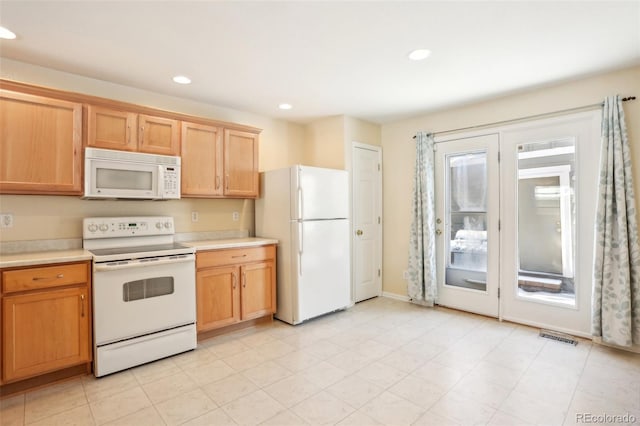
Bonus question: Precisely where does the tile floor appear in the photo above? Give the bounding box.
[2,297,639,425]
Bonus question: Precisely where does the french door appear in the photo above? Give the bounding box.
[499,112,600,336]
[434,111,601,336]
[434,134,500,317]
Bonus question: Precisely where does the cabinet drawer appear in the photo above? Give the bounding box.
[197,245,275,269]
[2,263,89,293]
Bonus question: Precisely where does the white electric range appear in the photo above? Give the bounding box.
[83,216,196,377]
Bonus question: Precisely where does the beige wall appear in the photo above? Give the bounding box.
[381,65,640,297]
[345,116,382,147]
[303,115,382,170]
[0,59,305,241]
[303,115,346,169]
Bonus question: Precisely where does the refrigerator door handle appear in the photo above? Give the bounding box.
[297,167,304,220]
[298,221,304,276]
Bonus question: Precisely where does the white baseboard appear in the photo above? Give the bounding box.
[381,291,410,302]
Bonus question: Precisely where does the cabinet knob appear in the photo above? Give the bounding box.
[356,229,363,236]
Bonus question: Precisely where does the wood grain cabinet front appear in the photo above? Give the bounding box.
[196,245,276,333]
[0,261,92,384]
[181,122,223,197]
[138,114,180,156]
[0,90,83,195]
[87,106,180,156]
[182,125,259,199]
[86,105,138,151]
[223,129,259,198]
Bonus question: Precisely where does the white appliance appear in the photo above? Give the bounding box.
[256,165,351,325]
[83,216,196,377]
[84,148,181,200]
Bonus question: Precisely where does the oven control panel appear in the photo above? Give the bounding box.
[83,216,174,238]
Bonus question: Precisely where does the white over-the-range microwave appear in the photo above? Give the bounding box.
[84,148,181,200]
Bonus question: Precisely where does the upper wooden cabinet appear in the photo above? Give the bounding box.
[224,129,259,198]
[87,106,137,151]
[0,90,83,195]
[182,125,259,198]
[181,122,223,197]
[138,114,180,156]
[0,80,261,198]
[87,106,180,156]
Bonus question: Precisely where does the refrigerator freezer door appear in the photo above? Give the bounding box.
[291,219,351,323]
[291,166,349,220]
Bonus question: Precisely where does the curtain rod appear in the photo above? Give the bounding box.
[412,96,636,139]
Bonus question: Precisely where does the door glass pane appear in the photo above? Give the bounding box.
[517,139,576,307]
[445,151,487,291]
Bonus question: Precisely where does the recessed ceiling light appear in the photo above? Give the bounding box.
[278,103,292,110]
[0,26,17,40]
[408,49,431,61]
[172,75,191,85]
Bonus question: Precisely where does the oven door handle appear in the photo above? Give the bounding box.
[93,255,195,272]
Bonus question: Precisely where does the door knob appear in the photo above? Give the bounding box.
[356,229,363,236]
[435,229,442,235]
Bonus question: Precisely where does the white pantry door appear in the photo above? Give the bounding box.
[434,134,500,317]
[352,143,382,302]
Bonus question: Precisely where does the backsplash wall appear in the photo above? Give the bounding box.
[0,195,254,242]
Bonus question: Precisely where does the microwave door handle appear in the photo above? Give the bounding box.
[157,165,164,198]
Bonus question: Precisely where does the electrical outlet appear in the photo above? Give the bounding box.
[191,211,199,222]
[1,213,14,228]
[232,211,240,221]
[403,270,409,280]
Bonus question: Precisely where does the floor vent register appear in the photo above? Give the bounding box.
[539,329,578,346]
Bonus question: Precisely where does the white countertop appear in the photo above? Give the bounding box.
[0,249,93,269]
[0,238,278,269]
[183,237,278,251]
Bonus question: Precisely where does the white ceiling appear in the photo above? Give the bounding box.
[1,1,639,124]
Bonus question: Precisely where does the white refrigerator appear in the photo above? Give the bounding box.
[255,165,351,325]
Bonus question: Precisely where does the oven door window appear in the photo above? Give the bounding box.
[123,277,174,302]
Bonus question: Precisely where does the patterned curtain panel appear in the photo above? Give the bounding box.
[592,95,640,347]
[408,132,437,306]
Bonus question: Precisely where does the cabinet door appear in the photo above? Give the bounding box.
[240,260,276,321]
[196,266,240,331]
[223,129,259,198]
[181,122,223,197]
[2,286,90,383]
[87,105,137,151]
[139,115,180,156]
[0,90,82,195]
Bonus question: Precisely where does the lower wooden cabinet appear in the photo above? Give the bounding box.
[196,245,276,333]
[197,265,240,330]
[1,261,91,384]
